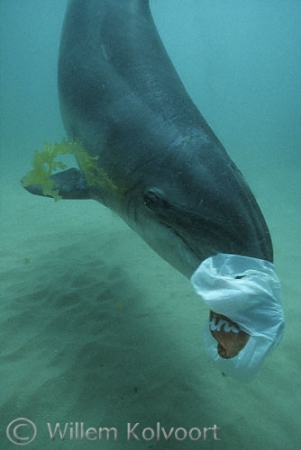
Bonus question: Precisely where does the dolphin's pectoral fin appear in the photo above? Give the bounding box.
[22,168,91,200]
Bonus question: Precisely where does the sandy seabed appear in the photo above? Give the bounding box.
[0,163,300,450]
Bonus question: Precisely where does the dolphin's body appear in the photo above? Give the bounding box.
[26,0,273,277]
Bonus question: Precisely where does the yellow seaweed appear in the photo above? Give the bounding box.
[22,138,117,201]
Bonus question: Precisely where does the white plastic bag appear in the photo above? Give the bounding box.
[191,253,285,382]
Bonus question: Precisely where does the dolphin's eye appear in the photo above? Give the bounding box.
[143,189,169,213]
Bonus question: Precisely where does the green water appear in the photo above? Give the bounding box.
[1,1,300,448]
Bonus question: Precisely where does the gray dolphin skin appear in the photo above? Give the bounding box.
[25,0,273,278]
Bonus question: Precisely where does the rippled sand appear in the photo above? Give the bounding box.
[0,166,300,449]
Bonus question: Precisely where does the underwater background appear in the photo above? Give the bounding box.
[1,0,300,448]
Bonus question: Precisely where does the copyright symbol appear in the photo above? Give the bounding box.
[6,418,37,446]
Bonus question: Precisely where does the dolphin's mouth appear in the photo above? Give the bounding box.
[209,311,250,359]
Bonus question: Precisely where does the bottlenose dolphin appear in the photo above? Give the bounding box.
[23,0,285,379]
[24,0,273,277]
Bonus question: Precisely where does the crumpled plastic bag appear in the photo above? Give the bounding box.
[190,253,285,382]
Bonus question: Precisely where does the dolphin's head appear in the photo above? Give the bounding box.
[128,148,273,278]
